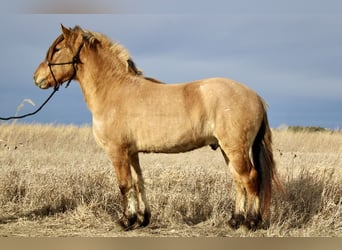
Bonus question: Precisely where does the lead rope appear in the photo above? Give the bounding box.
[0,86,60,121]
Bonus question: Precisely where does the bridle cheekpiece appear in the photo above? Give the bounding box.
[47,42,84,90]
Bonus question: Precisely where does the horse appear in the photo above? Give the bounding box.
[33,25,281,231]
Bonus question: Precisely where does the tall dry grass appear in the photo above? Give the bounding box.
[0,123,341,236]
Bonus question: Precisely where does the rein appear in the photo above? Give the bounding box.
[0,43,84,121]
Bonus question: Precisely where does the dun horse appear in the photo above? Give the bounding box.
[34,25,281,231]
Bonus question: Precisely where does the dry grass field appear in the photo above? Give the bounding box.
[0,123,340,236]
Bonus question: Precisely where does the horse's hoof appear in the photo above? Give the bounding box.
[228,214,245,229]
[244,214,262,231]
[138,210,151,228]
[118,214,138,231]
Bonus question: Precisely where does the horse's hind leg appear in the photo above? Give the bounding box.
[130,153,151,227]
[221,148,246,229]
[221,146,262,230]
[221,149,247,229]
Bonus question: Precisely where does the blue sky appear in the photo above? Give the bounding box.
[0,1,342,129]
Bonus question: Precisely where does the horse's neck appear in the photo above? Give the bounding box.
[76,52,133,115]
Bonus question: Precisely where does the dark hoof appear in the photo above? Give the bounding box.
[244,214,262,231]
[138,210,151,228]
[118,214,138,231]
[228,214,245,229]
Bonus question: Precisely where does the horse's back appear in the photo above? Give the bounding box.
[140,76,265,133]
[187,77,264,118]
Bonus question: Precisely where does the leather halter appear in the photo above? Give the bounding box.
[47,42,84,90]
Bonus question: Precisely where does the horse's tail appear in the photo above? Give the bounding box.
[252,101,282,216]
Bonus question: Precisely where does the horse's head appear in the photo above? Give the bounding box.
[34,24,148,90]
[33,24,86,90]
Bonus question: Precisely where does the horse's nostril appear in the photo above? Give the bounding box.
[33,74,41,85]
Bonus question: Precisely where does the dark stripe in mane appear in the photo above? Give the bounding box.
[127,58,164,84]
[144,77,165,84]
[127,58,143,75]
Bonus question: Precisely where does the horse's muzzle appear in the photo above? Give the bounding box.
[33,74,49,89]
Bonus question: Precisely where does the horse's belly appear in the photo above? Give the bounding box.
[134,124,216,153]
[138,137,216,153]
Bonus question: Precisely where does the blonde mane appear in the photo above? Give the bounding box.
[81,28,143,76]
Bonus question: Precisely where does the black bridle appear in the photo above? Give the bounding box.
[0,43,84,121]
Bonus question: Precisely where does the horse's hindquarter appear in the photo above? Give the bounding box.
[199,78,265,146]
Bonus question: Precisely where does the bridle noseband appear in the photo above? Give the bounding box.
[47,42,84,90]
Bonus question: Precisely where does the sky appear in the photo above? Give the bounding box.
[0,0,341,129]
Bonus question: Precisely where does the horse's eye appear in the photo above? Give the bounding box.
[53,48,60,53]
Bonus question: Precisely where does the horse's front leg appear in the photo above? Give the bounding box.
[130,153,151,227]
[110,147,138,230]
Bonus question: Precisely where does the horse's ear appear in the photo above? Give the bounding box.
[61,24,71,38]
